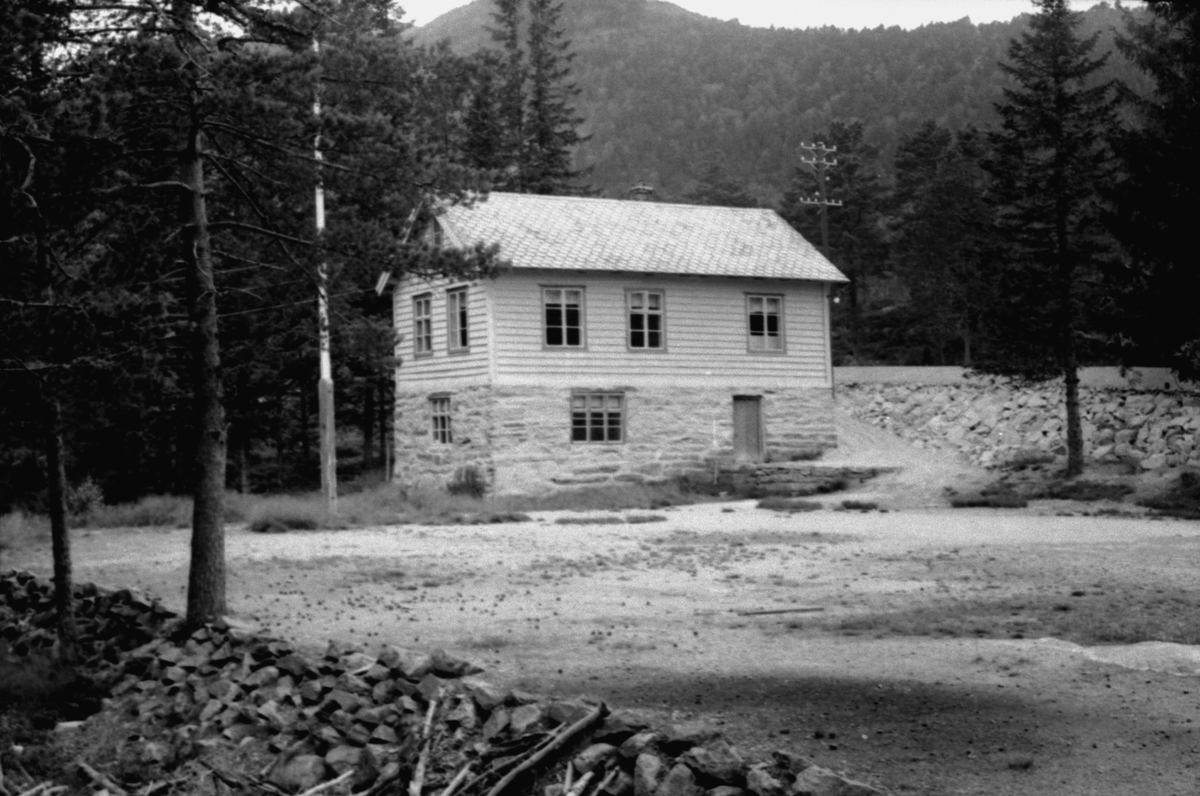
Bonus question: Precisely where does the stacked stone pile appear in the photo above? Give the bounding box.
[0,571,886,796]
[838,380,1200,471]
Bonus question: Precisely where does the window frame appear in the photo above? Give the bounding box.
[412,292,433,357]
[745,292,786,354]
[541,285,586,349]
[429,394,452,444]
[446,286,470,354]
[570,392,625,444]
[626,289,667,351]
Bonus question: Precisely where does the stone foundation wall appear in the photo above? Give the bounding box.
[393,385,494,490]
[489,385,836,494]
[838,378,1200,471]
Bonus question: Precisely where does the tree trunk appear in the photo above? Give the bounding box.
[177,5,227,627]
[362,382,375,471]
[45,396,79,665]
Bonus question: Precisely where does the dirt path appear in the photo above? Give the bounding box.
[8,419,1200,795]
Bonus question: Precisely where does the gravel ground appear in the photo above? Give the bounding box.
[7,413,1200,795]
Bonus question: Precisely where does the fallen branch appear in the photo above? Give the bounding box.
[733,606,825,616]
[562,762,574,795]
[297,770,354,796]
[437,762,472,796]
[482,702,607,796]
[585,769,617,796]
[563,771,593,796]
[77,761,128,796]
[408,696,440,796]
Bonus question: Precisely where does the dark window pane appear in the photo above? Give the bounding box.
[766,315,779,334]
[631,331,644,347]
[566,327,581,346]
[647,315,660,332]
[648,331,660,347]
[631,315,644,331]
[547,327,563,346]
[565,307,580,327]
[749,313,764,334]
[546,307,562,327]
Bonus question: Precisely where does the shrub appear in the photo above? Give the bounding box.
[1138,471,1200,519]
[66,478,105,523]
[447,465,487,498]
[840,500,879,511]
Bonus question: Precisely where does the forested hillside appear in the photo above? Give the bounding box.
[413,0,1149,200]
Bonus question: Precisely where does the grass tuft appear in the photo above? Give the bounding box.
[756,497,823,513]
[948,489,1028,509]
[247,495,329,533]
[1041,480,1134,502]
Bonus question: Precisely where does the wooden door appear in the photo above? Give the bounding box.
[732,396,763,462]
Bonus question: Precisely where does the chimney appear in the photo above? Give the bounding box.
[627,183,657,202]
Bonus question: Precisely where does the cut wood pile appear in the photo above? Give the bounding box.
[0,571,886,796]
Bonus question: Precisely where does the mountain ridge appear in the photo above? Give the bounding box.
[411,0,1145,201]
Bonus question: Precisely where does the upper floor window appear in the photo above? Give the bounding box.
[447,287,469,352]
[747,294,784,352]
[430,395,452,443]
[627,290,664,349]
[413,293,433,356]
[543,287,584,347]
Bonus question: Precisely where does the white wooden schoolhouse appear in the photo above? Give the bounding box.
[392,192,848,494]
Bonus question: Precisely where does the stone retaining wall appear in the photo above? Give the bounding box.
[837,377,1200,471]
[715,463,896,497]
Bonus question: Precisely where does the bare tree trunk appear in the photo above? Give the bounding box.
[45,396,79,665]
[362,382,375,471]
[176,2,227,627]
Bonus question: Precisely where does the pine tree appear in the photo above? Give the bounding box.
[684,156,759,207]
[488,0,527,186]
[1110,1,1200,381]
[524,0,587,194]
[890,122,999,366]
[983,0,1119,477]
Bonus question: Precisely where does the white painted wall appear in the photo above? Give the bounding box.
[486,270,832,388]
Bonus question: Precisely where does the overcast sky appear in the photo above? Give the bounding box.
[398,0,1120,30]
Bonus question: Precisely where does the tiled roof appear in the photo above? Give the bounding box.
[435,193,848,282]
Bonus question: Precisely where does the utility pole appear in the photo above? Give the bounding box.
[796,141,850,369]
[314,36,337,516]
[795,141,842,254]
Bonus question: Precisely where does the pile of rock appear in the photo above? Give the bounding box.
[838,380,1200,471]
[0,569,174,662]
[0,571,886,796]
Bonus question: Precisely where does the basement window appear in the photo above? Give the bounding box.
[571,393,623,443]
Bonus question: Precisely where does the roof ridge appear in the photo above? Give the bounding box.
[487,191,776,214]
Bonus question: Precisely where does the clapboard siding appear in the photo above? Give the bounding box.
[394,274,490,386]
[487,271,831,387]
